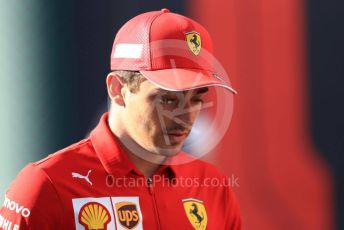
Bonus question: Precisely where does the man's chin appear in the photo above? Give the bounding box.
[153,145,182,157]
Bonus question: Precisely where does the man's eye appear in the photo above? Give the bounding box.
[192,98,204,103]
[159,97,177,105]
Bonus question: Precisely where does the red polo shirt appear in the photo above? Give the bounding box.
[0,113,242,230]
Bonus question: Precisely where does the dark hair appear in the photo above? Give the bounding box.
[112,70,146,93]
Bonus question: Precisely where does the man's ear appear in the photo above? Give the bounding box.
[106,72,126,106]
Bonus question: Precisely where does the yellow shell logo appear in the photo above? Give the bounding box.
[79,202,111,230]
[186,31,202,56]
[182,198,208,230]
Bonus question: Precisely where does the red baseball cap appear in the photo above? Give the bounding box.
[110,8,237,94]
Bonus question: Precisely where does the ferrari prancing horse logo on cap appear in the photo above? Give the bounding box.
[186,31,202,56]
[182,198,208,230]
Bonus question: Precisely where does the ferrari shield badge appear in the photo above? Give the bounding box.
[182,198,208,230]
[186,31,201,55]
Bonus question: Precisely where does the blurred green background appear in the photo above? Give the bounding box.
[0,1,79,197]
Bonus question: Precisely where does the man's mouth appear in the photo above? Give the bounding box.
[165,131,189,143]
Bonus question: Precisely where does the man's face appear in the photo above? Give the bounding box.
[122,80,208,156]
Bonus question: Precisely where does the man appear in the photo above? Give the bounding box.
[0,9,241,230]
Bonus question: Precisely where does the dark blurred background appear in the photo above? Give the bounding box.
[0,0,343,229]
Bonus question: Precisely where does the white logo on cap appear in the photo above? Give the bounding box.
[113,44,143,59]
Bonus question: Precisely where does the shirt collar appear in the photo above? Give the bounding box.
[90,112,178,178]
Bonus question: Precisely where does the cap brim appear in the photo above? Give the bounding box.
[140,68,237,94]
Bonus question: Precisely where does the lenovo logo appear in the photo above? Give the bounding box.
[2,195,31,218]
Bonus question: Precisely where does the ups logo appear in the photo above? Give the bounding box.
[115,202,139,229]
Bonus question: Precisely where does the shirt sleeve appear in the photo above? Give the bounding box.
[0,163,63,229]
[224,185,242,230]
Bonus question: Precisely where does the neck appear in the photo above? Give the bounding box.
[108,112,166,178]
[119,140,164,178]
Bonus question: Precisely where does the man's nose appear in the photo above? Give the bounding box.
[174,100,197,125]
